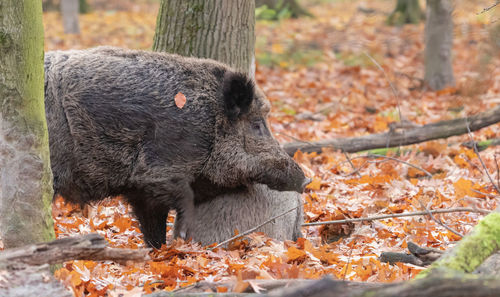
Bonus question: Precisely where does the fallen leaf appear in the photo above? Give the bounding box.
[175,92,187,109]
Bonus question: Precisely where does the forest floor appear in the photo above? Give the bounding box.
[43,0,500,296]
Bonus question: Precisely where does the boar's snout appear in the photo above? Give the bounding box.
[301,177,312,191]
[286,162,310,193]
[259,158,310,194]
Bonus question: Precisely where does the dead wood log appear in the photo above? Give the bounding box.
[151,273,500,297]
[171,279,381,295]
[0,264,72,297]
[283,105,500,155]
[380,242,443,266]
[269,272,500,297]
[0,234,151,297]
[0,233,150,268]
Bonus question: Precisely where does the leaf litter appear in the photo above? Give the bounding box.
[45,0,500,295]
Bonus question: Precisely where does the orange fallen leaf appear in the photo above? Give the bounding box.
[306,177,321,190]
[175,92,187,109]
[286,246,307,262]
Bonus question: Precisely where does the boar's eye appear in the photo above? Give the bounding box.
[251,120,267,137]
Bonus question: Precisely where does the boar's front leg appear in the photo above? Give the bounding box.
[127,173,194,248]
[127,193,169,248]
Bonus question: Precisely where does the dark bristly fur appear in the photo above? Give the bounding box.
[44,46,307,248]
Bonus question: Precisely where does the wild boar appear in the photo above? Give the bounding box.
[44,46,308,248]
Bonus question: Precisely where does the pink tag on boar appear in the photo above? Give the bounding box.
[175,92,186,109]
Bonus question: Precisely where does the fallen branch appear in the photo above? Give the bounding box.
[302,207,490,227]
[269,272,500,297]
[380,242,444,266]
[466,121,500,194]
[0,233,150,267]
[283,105,500,155]
[170,278,381,295]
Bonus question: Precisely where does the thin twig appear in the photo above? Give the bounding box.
[494,154,500,187]
[418,200,464,238]
[337,154,432,177]
[340,160,369,177]
[363,52,403,129]
[477,1,500,14]
[302,207,490,226]
[367,154,433,177]
[343,152,356,171]
[471,188,499,199]
[343,240,354,281]
[209,206,299,250]
[342,152,363,177]
[466,120,500,194]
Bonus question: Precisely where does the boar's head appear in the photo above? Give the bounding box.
[203,71,309,193]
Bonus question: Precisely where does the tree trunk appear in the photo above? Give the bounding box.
[61,0,80,34]
[387,0,424,25]
[153,0,255,76]
[424,0,455,91]
[0,0,55,248]
[256,0,312,19]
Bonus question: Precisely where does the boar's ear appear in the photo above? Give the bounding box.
[223,71,254,120]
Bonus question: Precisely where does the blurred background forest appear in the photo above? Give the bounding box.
[34,0,500,295]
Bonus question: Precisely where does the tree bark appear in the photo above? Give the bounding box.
[283,105,500,155]
[61,0,80,34]
[387,0,424,25]
[0,0,55,248]
[424,0,455,90]
[153,0,255,76]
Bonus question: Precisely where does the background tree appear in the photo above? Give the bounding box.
[256,0,312,19]
[153,0,255,75]
[424,0,455,90]
[43,0,90,13]
[0,0,55,247]
[387,0,424,26]
[61,0,80,34]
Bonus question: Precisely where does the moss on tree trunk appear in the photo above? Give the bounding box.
[417,211,500,278]
[387,0,424,26]
[153,0,255,76]
[0,0,55,247]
